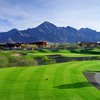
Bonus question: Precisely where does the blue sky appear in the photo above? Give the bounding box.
[0,0,100,32]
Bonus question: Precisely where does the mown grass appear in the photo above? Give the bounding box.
[0,49,100,99]
[0,61,100,100]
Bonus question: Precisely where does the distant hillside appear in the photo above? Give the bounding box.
[0,21,100,43]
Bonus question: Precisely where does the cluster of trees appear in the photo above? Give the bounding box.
[21,44,38,50]
[0,44,38,50]
[0,42,81,50]
[50,43,80,50]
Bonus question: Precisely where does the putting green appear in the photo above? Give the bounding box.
[0,61,100,100]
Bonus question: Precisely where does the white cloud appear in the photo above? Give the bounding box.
[0,0,100,31]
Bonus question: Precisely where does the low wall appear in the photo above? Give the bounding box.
[54,56,100,63]
[36,55,100,65]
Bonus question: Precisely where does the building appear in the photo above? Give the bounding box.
[0,41,49,50]
[77,42,100,49]
[31,41,49,48]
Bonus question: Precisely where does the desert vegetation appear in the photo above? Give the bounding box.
[0,48,100,68]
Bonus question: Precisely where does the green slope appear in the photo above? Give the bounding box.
[0,61,100,100]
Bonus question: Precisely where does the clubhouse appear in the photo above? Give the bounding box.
[0,41,49,50]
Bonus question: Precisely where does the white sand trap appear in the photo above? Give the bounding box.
[83,71,100,90]
[95,73,100,85]
[12,53,25,57]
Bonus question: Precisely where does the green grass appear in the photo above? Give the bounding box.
[0,61,100,100]
[1,49,100,58]
[0,49,100,57]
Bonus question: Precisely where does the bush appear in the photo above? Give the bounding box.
[0,56,9,68]
[9,57,37,67]
[41,56,56,65]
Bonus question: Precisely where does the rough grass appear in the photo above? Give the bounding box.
[1,49,100,68]
[0,61,100,100]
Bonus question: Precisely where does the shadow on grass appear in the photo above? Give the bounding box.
[70,49,100,55]
[54,82,92,89]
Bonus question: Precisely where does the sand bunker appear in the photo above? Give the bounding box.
[83,71,100,90]
[12,52,26,57]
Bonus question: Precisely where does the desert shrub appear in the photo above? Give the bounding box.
[9,57,37,67]
[41,56,56,65]
[0,56,9,68]
[50,43,81,50]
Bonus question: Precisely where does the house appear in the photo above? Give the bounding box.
[0,43,22,50]
[0,41,49,50]
[77,42,100,49]
[31,41,49,48]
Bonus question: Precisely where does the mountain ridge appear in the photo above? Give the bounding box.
[0,21,100,43]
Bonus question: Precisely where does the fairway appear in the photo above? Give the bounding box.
[0,61,100,100]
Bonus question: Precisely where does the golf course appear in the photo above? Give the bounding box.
[1,0,100,99]
[0,59,100,100]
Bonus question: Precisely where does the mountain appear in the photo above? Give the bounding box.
[79,28,100,42]
[0,21,100,43]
